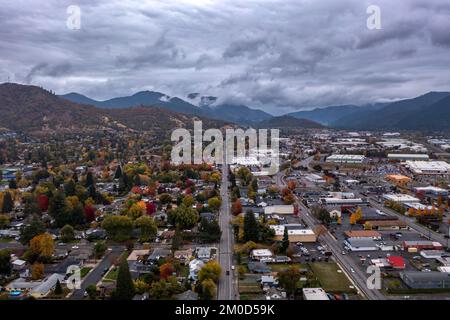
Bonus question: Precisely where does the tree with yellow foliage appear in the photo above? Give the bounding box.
[408,208,416,217]
[30,233,54,260]
[354,207,363,222]
[364,222,372,230]
[31,263,44,280]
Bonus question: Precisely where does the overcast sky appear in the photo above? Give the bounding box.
[1,0,450,114]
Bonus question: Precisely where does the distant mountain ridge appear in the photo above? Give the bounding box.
[59,88,450,132]
[256,115,324,129]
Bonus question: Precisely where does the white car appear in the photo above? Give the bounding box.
[231,265,235,270]
[350,268,355,273]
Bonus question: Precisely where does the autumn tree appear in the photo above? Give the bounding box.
[135,216,157,242]
[168,204,198,229]
[29,232,54,261]
[277,266,300,297]
[231,199,242,215]
[31,263,44,280]
[159,262,175,280]
[199,278,217,300]
[207,197,222,212]
[102,215,133,242]
[198,260,221,283]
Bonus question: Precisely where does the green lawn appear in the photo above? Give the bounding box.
[103,267,118,282]
[309,262,355,293]
[270,263,309,273]
[80,267,92,278]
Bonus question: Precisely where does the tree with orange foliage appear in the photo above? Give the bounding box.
[349,213,357,225]
[287,180,297,191]
[159,262,175,280]
[231,199,242,215]
[408,208,416,217]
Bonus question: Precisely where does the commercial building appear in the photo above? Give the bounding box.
[264,205,294,215]
[387,154,429,161]
[344,230,382,240]
[403,241,443,250]
[344,238,378,251]
[404,160,450,175]
[270,225,317,242]
[326,154,366,164]
[302,288,329,300]
[383,194,420,204]
[367,220,408,231]
[400,271,450,289]
[385,174,412,186]
[251,249,274,261]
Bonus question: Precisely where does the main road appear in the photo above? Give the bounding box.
[217,163,236,300]
[276,170,386,300]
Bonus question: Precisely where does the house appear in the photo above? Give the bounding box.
[147,248,171,263]
[302,288,329,300]
[400,271,450,289]
[248,261,271,273]
[196,247,216,261]
[176,290,199,300]
[250,249,274,262]
[12,259,27,271]
[30,273,65,298]
[260,275,278,287]
[344,238,378,251]
[174,249,193,265]
[188,259,205,281]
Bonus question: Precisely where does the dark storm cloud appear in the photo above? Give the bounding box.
[1,0,450,114]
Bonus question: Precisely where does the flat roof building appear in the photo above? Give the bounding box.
[400,271,450,289]
[326,154,366,164]
[270,225,317,242]
[404,160,450,175]
[302,288,329,300]
[388,154,429,161]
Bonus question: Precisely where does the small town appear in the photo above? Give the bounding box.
[1,127,450,301]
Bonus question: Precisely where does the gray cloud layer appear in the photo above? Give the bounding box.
[1,0,450,114]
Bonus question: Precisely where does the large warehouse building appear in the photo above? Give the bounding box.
[404,160,450,175]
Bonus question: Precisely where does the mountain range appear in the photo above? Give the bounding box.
[2,82,450,133]
[0,83,230,134]
[60,92,273,126]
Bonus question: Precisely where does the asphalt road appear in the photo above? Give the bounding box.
[217,164,236,300]
[277,170,387,300]
[70,246,124,299]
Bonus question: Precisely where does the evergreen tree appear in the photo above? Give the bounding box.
[243,210,259,242]
[23,195,41,216]
[64,179,76,197]
[114,165,123,179]
[280,228,289,253]
[1,192,14,213]
[85,172,95,188]
[48,190,68,227]
[115,258,135,300]
[8,179,17,189]
[20,214,46,244]
[54,279,63,295]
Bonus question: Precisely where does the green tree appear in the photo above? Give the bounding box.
[168,204,198,229]
[93,241,107,259]
[207,197,222,212]
[48,190,69,227]
[60,224,75,242]
[0,249,11,275]
[243,210,259,242]
[54,279,63,295]
[0,214,10,228]
[86,284,99,299]
[20,214,46,244]
[1,192,14,213]
[280,227,289,253]
[115,258,135,300]
[102,215,133,242]
[198,260,221,283]
[200,278,217,300]
[277,266,300,297]
[135,216,157,242]
[23,194,41,216]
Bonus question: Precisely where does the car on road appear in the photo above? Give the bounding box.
[350,268,355,273]
[231,265,235,270]
[226,270,230,275]
[341,251,346,255]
